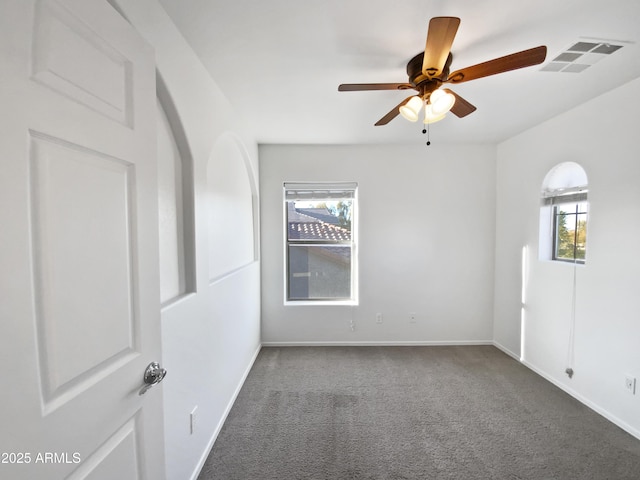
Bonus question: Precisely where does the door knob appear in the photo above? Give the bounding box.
[139,361,167,395]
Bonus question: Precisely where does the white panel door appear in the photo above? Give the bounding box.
[0,1,165,479]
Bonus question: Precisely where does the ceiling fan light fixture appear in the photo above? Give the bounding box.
[429,88,456,115]
[423,104,447,124]
[337,17,546,127]
[399,95,423,122]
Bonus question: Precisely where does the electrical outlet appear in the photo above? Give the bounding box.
[625,375,636,395]
[376,313,383,324]
[409,312,416,323]
[190,406,198,434]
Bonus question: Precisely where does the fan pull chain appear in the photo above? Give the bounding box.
[422,123,431,146]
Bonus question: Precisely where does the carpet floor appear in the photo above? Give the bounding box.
[197,346,640,480]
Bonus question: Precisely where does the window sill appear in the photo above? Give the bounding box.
[285,300,358,307]
[540,258,586,266]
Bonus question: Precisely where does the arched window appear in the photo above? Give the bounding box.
[539,162,588,263]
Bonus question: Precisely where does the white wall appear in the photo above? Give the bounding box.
[494,77,640,438]
[111,2,261,479]
[260,143,496,345]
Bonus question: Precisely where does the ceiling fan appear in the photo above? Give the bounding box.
[338,17,547,126]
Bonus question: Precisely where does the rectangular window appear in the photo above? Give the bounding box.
[284,182,357,303]
[552,200,588,263]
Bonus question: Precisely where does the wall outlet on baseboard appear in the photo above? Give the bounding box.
[190,406,198,434]
[375,313,383,324]
[409,312,416,323]
[624,375,636,395]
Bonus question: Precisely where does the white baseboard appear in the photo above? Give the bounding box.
[492,341,521,361]
[492,341,640,442]
[521,359,640,441]
[190,343,262,480]
[261,340,494,347]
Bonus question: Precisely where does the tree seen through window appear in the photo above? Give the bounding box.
[554,201,587,262]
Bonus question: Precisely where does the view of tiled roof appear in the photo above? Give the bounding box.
[287,204,351,241]
[288,221,351,241]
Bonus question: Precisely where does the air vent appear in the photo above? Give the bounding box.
[541,40,625,73]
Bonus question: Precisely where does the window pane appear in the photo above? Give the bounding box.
[288,245,351,300]
[575,213,587,260]
[287,200,352,241]
[554,204,588,262]
[555,211,577,261]
[576,200,588,214]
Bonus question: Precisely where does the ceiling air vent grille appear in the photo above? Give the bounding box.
[541,40,624,73]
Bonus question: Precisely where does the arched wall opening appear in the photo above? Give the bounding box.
[207,132,258,282]
[156,72,196,305]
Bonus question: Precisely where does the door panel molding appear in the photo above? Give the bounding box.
[29,130,141,414]
[66,412,142,480]
[31,0,134,127]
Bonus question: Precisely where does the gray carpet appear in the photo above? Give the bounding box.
[198,346,640,480]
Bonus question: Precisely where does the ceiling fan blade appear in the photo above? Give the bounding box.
[338,83,412,91]
[446,45,547,84]
[422,17,460,78]
[447,89,476,118]
[375,96,414,126]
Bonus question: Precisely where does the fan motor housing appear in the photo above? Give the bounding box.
[407,52,452,93]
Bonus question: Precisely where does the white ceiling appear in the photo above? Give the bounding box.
[158,0,640,145]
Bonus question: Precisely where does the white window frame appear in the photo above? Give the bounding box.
[283,182,358,305]
[540,187,588,264]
